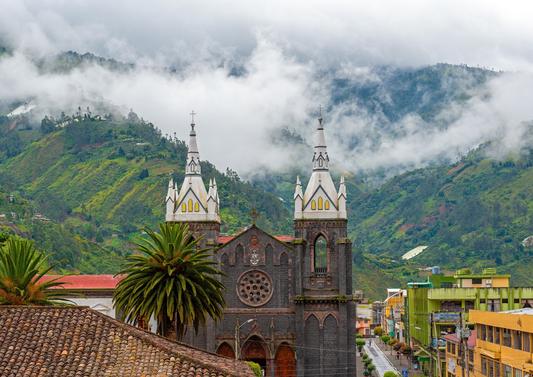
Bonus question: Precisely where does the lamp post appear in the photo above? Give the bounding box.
[235,318,255,360]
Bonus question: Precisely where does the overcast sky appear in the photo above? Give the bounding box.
[1,0,533,174]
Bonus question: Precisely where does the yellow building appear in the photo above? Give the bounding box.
[471,309,533,377]
[455,268,510,289]
[444,330,476,377]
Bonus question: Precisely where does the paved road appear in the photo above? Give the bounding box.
[364,340,400,377]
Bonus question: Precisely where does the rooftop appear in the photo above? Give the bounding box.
[41,274,123,290]
[0,306,253,377]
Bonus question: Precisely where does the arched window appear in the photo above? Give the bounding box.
[314,235,327,273]
[194,202,200,212]
[325,200,330,210]
[181,203,187,212]
[318,197,323,210]
[188,199,193,212]
[311,200,316,210]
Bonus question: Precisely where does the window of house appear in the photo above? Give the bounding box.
[447,342,451,353]
[523,332,530,352]
[487,326,494,343]
[480,299,486,304]
[479,324,486,340]
[495,361,501,377]
[514,298,520,304]
[513,331,522,350]
[472,278,482,284]
[488,299,501,312]
[503,329,511,347]
[465,301,475,311]
[514,369,522,377]
[488,358,494,377]
[494,327,501,344]
[504,365,512,377]
[468,350,474,363]
[481,357,488,376]
[313,235,327,273]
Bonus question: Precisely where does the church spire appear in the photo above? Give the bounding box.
[312,107,329,171]
[295,108,346,220]
[165,113,220,223]
[185,114,201,175]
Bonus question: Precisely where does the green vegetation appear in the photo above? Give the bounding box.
[113,223,225,340]
[0,237,71,305]
[0,97,532,300]
[384,372,400,377]
[246,361,262,377]
[356,338,366,352]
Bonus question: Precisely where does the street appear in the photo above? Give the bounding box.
[364,340,400,377]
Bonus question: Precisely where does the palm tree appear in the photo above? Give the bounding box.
[113,222,225,340]
[0,237,70,305]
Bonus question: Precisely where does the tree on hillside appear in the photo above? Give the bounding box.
[0,237,70,305]
[113,222,225,340]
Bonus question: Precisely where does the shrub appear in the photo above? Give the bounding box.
[362,353,369,360]
[374,326,383,336]
[356,338,366,352]
[384,372,399,377]
[381,335,391,344]
[246,361,262,377]
[388,338,398,346]
[367,364,376,372]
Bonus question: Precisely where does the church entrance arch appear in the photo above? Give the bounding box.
[275,343,296,377]
[241,336,268,373]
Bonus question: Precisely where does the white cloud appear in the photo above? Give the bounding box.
[0,0,533,176]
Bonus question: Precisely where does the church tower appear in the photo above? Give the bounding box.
[165,117,220,246]
[293,113,355,376]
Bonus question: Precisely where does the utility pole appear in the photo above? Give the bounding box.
[459,311,470,377]
[430,313,434,377]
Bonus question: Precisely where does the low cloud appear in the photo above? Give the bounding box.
[1,0,533,176]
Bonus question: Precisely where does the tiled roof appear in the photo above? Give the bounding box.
[0,306,254,377]
[217,234,294,244]
[443,330,477,348]
[40,274,123,290]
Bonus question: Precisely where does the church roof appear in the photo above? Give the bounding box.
[40,274,123,290]
[217,233,294,245]
[0,306,254,377]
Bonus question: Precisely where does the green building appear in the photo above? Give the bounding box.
[405,268,533,377]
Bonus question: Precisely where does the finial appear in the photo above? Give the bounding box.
[190,110,196,130]
[250,207,259,225]
[318,105,323,125]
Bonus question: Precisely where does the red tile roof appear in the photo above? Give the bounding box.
[443,330,477,348]
[217,234,294,244]
[0,306,254,377]
[40,274,123,290]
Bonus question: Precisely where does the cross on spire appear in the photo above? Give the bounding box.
[250,207,260,225]
[190,110,196,125]
[318,105,323,125]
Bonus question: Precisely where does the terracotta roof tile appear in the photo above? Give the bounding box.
[0,306,254,377]
[40,274,123,290]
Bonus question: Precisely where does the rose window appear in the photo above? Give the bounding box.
[237,270,273,307]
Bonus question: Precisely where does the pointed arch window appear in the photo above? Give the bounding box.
[188,199,193,212]
[318,197,323,210]
[314,235,327,273]
[181,203,187,212]
[311,200,316,210]
[194,202,200,212]
[325,200,330,210]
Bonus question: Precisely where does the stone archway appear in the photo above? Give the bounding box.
[275,343,296,377]
[241,336,268,373]
[216,342,235,359]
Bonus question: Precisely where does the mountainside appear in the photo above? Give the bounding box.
[0,53,531,299]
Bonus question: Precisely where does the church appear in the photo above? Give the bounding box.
[164,114,356,377]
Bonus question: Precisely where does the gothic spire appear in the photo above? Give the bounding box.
[312,111,329,171]
[185,116,201,175]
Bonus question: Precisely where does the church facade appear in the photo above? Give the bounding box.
[165,116,356,377]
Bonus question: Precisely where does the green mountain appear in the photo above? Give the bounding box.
[0,113,291,272]
[1,112,531,299]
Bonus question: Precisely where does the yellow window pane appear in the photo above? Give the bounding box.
[311,200,316,210]
[318,197,323,210]
[194,202,199,212]
[188,199,193,212]
[325,200,330,210]
[181,203,187,212]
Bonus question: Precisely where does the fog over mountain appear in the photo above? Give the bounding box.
[1,0,533,174]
